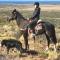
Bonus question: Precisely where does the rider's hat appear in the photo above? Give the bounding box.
[12,9,16,14]
[12,9,16,13]
[34,2,39,6]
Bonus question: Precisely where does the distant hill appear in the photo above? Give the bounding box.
[0,1,60,5]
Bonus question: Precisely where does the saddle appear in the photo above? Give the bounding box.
[35,19,44,31]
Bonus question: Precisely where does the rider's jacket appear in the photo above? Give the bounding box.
[30,7,40,21]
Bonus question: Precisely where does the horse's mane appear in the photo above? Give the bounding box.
[16,11,26,20]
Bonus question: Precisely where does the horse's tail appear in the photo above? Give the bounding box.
[52,25,57,44]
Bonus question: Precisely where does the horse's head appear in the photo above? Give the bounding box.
[7,9,27,27]
[7,9,18,22]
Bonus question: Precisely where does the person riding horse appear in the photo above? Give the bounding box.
[28,2,41,34]
[8,5,57,51]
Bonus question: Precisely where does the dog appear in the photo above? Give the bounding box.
[1,39,23,54]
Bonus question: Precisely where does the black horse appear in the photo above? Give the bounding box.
[7,9,57,51]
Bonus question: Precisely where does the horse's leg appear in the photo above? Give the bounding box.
[49,26,57,51]
[53,39,57,52]
[51,31,57,51]
[7,47,10,54]
[45,33,50,50]
[23,30,29,50]
[32,29,35,43]
[24,36,29,50]
[33,35,35,43]
[54,32,57,51]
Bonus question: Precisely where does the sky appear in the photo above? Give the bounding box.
[0,0,60,1]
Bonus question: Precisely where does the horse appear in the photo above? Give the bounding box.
[7,9,29,50]
[7,9,57,51]
[1,39,23,54]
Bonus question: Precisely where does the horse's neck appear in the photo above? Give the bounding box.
[16,12,27,29]
[16,17,26,29]
[16,19,23,28]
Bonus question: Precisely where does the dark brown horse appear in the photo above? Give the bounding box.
[7,9,57,51]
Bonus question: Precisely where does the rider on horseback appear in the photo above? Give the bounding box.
[28,2,41,34]
[30,2,40,21]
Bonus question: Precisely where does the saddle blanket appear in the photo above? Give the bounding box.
[35,23,43,30]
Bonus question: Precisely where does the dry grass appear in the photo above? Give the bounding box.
[0,4,60,60]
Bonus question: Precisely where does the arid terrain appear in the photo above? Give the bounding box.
[0,4,60,60]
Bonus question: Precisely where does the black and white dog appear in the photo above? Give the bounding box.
[1,39,23,54]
